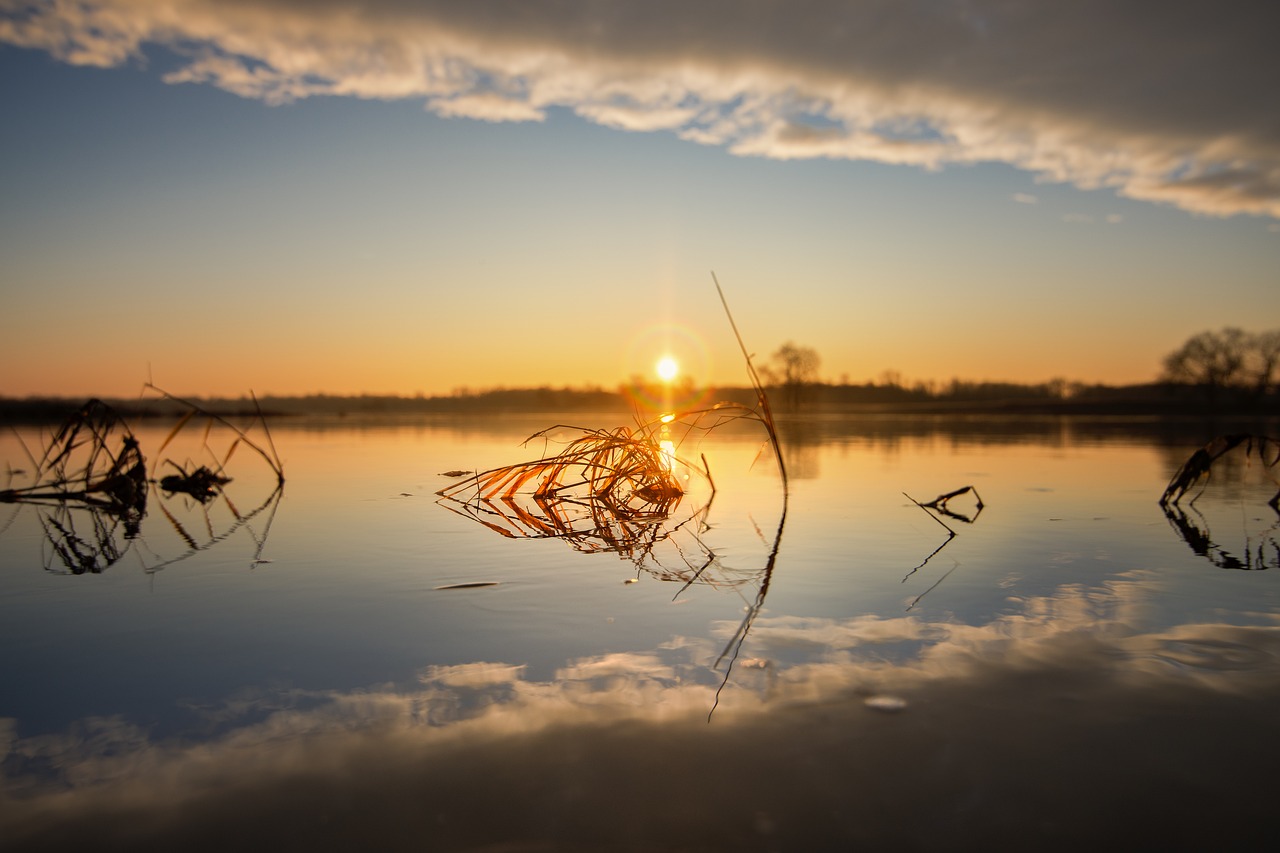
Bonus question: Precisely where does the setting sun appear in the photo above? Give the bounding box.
[656,356,679,382]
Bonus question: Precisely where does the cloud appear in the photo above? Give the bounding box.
[428,91,546,122]
[3,0,1279,218]
[1012,192,1038,204]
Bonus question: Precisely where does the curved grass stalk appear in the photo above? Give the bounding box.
[144,384,285,485]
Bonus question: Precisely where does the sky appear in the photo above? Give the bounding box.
[2,0,1278,399]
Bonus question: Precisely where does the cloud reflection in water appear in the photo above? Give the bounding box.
[4,573,1280,850]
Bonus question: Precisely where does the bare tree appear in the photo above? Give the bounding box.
[1162,328,1249,395]
[766,342,821,409]
[1249,330,1280,397]
[1162,327,1280,401]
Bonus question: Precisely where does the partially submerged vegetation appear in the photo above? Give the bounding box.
[1,399,148,520]
[437,420,701,563]
[437,275,787,585]
[436,405,774,586]
[1158,433,1279,570]
[438,422,688,519]
[1160,433,1280,510]
[1,387,284,574]
[437,277,790,707]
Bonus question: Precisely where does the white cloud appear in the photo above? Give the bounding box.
[3,0,1279,218]
[1012,192,1038,204]
[428,91,546,123]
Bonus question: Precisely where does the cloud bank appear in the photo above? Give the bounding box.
[3,0,1278,217]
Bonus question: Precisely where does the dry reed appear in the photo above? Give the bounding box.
[1160,433,1280,509]
[436,275,790,593]
[1,386,286,574]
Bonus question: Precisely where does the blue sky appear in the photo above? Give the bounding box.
[2,1,1278,398]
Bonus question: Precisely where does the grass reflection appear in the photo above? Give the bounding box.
[1163,502,1280,571]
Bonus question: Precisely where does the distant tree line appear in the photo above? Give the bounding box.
[3,328,1278,424]
[754,342,1138,411]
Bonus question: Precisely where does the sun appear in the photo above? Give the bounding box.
[655,356,679,382]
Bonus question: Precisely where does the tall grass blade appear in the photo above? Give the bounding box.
[158,410,196,456]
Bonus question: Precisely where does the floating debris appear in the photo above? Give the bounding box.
[159,465,231,502]
[898,486,989,611]
[434,581,501,590]
[918,485,984,524]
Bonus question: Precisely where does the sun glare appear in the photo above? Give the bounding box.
[656,356,679,382]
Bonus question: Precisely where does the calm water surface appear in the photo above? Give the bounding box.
[2,412,1279,850]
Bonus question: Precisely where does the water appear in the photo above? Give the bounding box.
[2,412,1279,850]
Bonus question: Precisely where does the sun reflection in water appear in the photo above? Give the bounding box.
[659,412,676,470]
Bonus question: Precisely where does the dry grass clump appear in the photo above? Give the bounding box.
[1,399,146,511]
[2,386,284,574]
[436,275,789,594]
[438,422,685,511]
[436,418,721,583]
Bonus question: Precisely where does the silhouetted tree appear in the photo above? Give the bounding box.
[762,342,821,409]
[1249,330,1280,397]
[1161,327,1280,401]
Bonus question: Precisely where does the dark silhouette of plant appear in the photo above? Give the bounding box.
[1163,502,1278,571]
[0,399,147,517]
[1160,433,1280,510]
[1,387,285,575]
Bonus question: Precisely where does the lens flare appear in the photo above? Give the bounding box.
[622,323,711,412]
